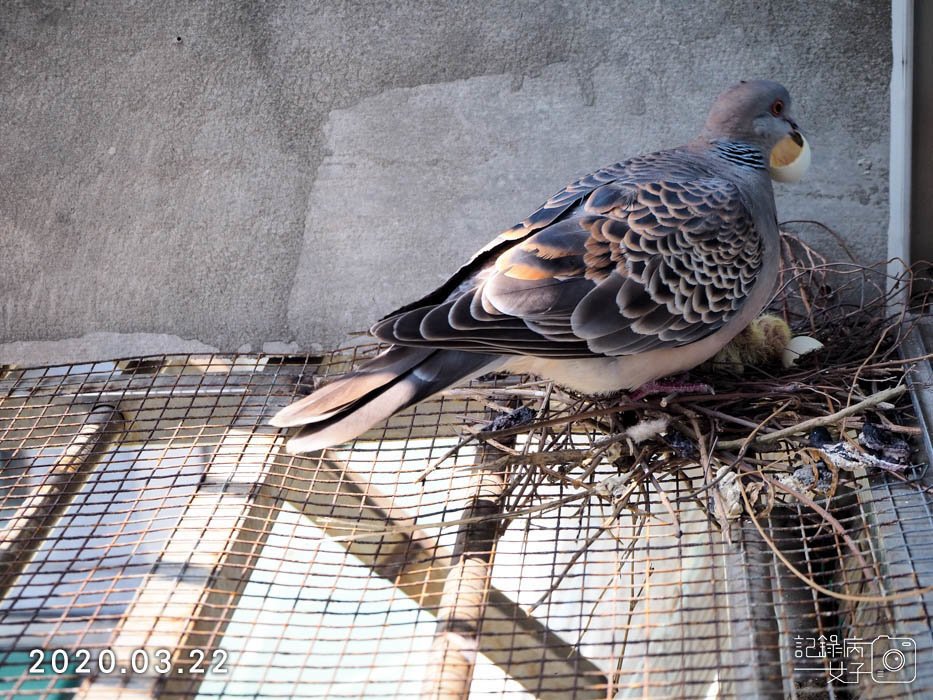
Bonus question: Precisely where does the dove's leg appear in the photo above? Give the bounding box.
[629,375,715,401]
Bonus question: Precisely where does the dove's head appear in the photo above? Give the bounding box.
[702,80,809,182]
[702,79,800,150]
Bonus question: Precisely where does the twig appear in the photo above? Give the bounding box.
[716,384,907,450]
[417,432,477,482]
[736,475,933,604]
[740,465,875,583]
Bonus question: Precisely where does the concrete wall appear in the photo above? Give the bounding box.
[0,1,892,365]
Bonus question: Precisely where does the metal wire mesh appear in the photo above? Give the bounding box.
[0,345,931,700]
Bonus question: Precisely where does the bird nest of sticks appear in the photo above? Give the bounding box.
[406,223,931,609]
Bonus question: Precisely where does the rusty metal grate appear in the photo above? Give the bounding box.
[0,346,931,700]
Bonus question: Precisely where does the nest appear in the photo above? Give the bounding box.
[415,223,932,613]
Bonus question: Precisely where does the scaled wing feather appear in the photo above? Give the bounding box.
[373,167,762,359]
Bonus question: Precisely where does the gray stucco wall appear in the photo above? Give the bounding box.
[0,1,892,365]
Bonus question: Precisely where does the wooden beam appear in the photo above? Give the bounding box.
[422,417,507,700]
[0,405,124,600]
[276,454,608,699]
[76,430,281,700]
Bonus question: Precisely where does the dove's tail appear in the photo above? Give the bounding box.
[270,346,502,454]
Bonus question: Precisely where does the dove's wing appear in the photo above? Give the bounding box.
[380,162,633,319]
[373,174,763,358]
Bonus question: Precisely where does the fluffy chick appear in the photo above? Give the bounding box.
[705,314,792,374]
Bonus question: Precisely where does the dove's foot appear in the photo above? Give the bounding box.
[629,376,715,402]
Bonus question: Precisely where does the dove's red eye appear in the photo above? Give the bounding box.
[770,99,785,117]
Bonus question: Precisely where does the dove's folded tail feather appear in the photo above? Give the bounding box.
[271,347,501,454]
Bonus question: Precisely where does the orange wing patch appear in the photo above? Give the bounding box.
[496,245,554,280]
[496,238,586,280]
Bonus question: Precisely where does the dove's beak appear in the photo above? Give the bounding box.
[769,124,810,183]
